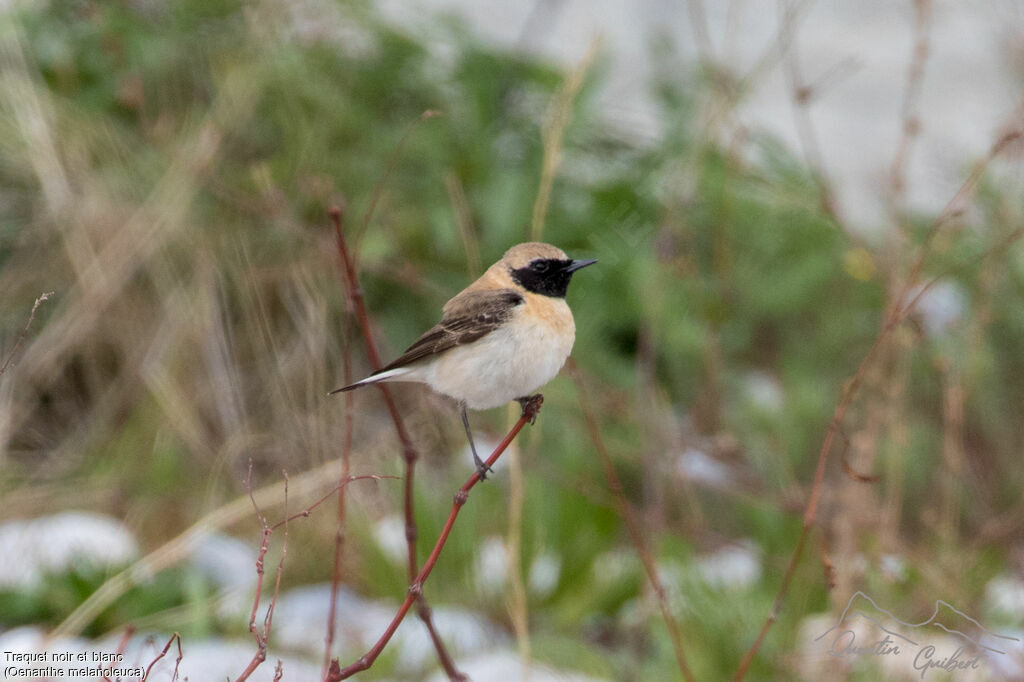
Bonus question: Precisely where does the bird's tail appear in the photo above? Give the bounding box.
[328,366,411,395]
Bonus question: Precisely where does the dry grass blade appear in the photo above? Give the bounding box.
[530,38,601,243]
[0,292,53,379]
[324,316,355,676]
[505,420,531,671]
[51,459,388,637]
[445,172,481,278]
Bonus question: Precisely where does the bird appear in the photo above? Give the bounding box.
[331,242,596,478]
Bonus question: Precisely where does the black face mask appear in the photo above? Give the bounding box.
[510,258,597,298]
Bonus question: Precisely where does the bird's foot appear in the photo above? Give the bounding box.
[516,394,544,425]
[473,453,494,481]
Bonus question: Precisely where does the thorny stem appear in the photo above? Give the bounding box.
[328,397,543,680]
[329,202,463,680]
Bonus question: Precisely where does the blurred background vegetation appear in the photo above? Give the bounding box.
[1,0,1023,680]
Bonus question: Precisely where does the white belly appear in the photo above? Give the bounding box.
[416,303,575,410]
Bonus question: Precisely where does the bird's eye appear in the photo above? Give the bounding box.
[531,261,549,273]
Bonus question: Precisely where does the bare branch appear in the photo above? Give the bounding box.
[329,397,543,679]
[330,198,464,679]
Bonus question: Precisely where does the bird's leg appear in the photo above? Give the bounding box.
[515,394,544,425]
[460,402,493,480]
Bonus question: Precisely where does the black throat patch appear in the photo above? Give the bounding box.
[510,258,575,298]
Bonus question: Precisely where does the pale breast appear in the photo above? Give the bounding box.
[424,296,576,410]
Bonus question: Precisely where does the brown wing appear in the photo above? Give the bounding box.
[375,289,524,373]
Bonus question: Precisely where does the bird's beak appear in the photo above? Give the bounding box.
[565,258,598,273]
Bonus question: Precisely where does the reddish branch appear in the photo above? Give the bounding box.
[731,127,1023,680]
[329,203,463,679]
[568,362,696,682]
[326,396,543,680]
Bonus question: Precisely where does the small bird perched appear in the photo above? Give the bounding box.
[331,242,596,478]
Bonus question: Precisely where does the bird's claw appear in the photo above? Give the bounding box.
[473,454,494,481]
[516,394,544,425]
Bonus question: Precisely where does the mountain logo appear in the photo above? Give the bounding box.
[813,591,1020,678]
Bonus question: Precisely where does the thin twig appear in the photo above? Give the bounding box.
[568,362,696,682]
[328,397,543,680]
[731,121,1022,681]
[236,465,291,682]
[140,632,182,682]
[889,0,933,206]
[274,475,398,531]
[0,291,53,378]
[237,470,392,682]
[330,202,464,679]
[778,0,839,223]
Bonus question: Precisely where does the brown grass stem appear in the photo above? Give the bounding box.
[327,397,543,680]
[0,291,53,378]
[444,172,481,278]
[505,421,532,673]
[530,39,599,243]
[329,203,463,679]
[568,361,696,682]
[324,317,355,675]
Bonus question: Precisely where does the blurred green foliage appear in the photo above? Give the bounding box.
[1,0,1023,680]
